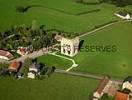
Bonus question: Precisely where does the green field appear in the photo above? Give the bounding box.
[0,0,120,33]
[0,73,99,100]
[0,0,132,100]
[38,54,72,69]
[74,22,132,78]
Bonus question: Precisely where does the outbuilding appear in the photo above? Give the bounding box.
[0,50,14,60]
[8,61,21,72]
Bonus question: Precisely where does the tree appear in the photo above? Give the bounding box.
[0,32,2,40]
[100,0,132,6]
[101,93,109,100]
[32,37,43,50]
[24,58,32,67]
[16,6,25,13]
[43,35,51,48]
[51,66,56,73]
[116,0,125,6]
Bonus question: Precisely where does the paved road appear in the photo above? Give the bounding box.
[0,48,48,64]
[11,48,48,62]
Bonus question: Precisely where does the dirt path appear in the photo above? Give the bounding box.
[55,69,123,84]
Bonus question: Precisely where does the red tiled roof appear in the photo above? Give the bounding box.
[19,47,26,54]
[9,61,20,71]
[115,91,129,100]
[0,50,14,59]
[96,77,109,94]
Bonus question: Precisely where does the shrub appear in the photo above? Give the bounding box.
[16,6,25,13]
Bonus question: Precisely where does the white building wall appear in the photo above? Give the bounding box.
[114,13,131,20]
[27,72,35,79]
[0,56,9,60]
[93,92,102,99]
[29,68,38,73]
[61,37,79,57]
[122,82,132,92]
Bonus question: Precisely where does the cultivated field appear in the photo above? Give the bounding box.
[0,0,119,33]
[0,73,99,100]
[74,22,132,78]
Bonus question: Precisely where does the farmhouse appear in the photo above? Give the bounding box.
[28,63,39,79]
[8,61,21,72]
[93,77,111,99]
[0,50,14,60]
[61,37,79,57]
[115,91,129,100]
[114,11,131,20]
[122,76,132,92]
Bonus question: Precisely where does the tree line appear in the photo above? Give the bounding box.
[77,0,132,6]
[0,20,57,51]
[100,0,132,6]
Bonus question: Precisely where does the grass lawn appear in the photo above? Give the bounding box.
[37,54,72,70]
[82,0,99,3]
[0,73,99,100]
[0,0,120,33]
[74,22,132,78]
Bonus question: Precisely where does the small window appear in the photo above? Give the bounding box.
[68,51,70,55]
[63,48,65,53]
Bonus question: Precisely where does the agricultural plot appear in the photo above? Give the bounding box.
[37,21,132,79]
[0,0,119,33]
[0,73,99,100]
[74,22,132,78]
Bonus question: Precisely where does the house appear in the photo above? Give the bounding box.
[29,63,38,73]
[27,71,36,79]
[122,76,132,92]
[17,47,28,56]
[0,50,14,60]
[93,77,110,99]
[27,63,39,79]
[115,91,129,100]
[8,61,21,72]
[61,37,79,57]
[114,13,131,20]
